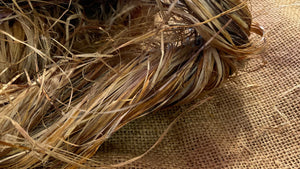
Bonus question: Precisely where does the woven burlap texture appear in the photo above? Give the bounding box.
[94,0,300,168]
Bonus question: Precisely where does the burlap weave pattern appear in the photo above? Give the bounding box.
[94,0,300,168]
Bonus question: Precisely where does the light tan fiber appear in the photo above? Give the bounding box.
[0,0,298,168]
[94,0,300,168]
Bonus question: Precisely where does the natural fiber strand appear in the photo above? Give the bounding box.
[0,0,264,168]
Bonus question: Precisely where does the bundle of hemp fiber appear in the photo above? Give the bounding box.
[0,0,264,168]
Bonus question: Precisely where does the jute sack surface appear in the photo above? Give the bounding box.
[94,0,300,168]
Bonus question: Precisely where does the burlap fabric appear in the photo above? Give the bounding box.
[94,0,300,168]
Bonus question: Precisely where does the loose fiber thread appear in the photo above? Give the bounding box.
[0,0,264,168]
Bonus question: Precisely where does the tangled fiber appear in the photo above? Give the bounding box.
[0,0,264,168]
